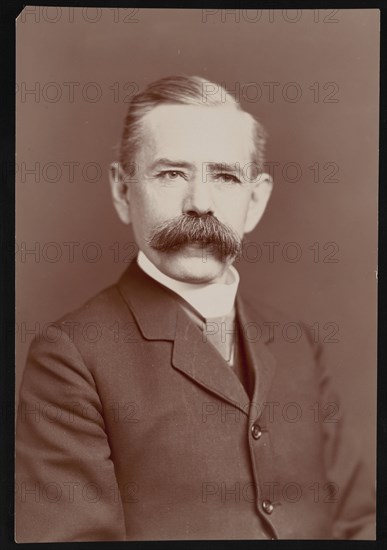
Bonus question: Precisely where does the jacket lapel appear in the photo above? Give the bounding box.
[236,295,277,415]
[172,306,250,414]
[117,261,250,414]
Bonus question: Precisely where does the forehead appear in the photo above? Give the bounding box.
[139,104,254,164]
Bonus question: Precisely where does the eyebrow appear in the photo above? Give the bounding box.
[204,162,240,173]
[150,159,240,172]
[150,158,194,170]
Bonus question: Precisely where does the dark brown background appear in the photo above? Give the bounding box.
[16,8,378,479]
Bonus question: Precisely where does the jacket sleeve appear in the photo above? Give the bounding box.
[314,341,376,539]
[15,329,126,542]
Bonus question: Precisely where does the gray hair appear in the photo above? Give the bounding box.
[119,75,267,176]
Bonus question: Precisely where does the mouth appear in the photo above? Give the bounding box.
[161,242,222,259]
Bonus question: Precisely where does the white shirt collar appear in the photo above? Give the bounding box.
[137,250,240,319]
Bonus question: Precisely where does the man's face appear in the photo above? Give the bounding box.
[115,103,271,283]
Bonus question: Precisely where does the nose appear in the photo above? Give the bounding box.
[183,178,215,217]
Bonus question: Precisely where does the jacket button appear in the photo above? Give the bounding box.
[251,423,262,440]
[262,500,274,514]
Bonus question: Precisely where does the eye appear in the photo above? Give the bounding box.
[157,170,186,180]
[214,173,241,184]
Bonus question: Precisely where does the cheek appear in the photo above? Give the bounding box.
[213,189,251,234]
[130,181,183,230]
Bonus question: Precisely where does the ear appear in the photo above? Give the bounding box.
[243,172,273,233]
[109,162,131,224]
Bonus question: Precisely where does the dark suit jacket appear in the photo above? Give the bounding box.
[16,260,375,541]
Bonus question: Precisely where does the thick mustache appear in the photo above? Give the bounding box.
[147,214,242,259]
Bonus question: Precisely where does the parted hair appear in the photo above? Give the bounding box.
[119,75,267,176]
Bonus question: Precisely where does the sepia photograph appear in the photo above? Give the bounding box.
[14,7,378,542]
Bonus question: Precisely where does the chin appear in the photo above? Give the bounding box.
[157,252,229,284]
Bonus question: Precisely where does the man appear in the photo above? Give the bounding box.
[16,75,375,541]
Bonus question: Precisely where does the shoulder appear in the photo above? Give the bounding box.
[237,292,320,364]
[240,296,291,324]
[26,275,138,362]
[238,292,311,334]
[57,282,131,328]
